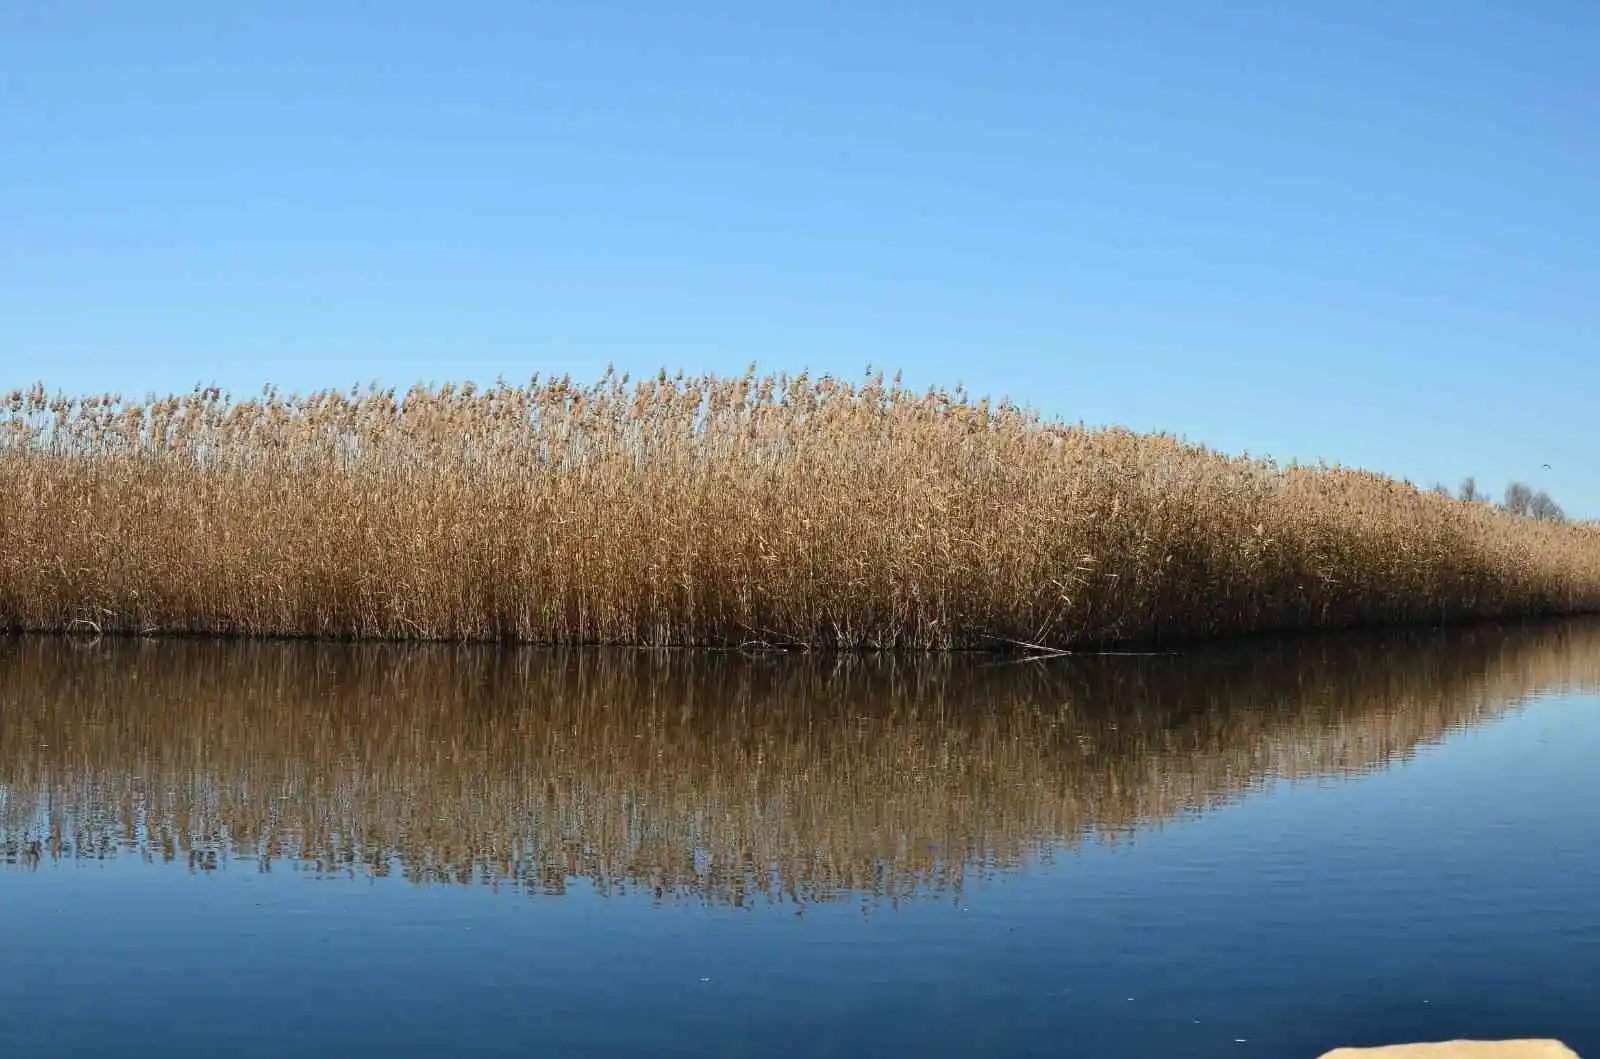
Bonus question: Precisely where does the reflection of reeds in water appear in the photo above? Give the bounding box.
[2,621,1598,904]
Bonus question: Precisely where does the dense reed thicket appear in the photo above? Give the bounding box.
[3,371,1598,647]
[5,623,1597,899]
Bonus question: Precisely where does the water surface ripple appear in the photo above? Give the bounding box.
[2,622,1597,1057]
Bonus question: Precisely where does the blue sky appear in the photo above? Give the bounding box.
[4,1,1596,514]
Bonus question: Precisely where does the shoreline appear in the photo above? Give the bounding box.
[8,608,1598,655]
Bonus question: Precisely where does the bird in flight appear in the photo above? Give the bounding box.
[1542,463,1552,470]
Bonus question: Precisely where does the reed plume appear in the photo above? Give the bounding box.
[3,370,1598,647]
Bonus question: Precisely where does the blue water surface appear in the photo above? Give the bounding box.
[1,629,1596,1058]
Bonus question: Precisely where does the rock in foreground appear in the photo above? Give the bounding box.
[1320,1042,1580,1059]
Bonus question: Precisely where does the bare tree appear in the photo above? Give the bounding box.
[1458,476,1481,503]
[1529,490,1565,523]
[1429,483,1451,497]
[1501,481,1535,517]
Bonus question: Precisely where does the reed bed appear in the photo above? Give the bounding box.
[4,621,1597,903]
[3,372,1599,648]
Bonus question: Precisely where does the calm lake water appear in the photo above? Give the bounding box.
[2,622,1598,1058]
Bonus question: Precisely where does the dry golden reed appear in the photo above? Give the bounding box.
[3,370,1598,647]
[4,621,1597,902]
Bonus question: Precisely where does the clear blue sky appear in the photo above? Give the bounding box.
[4,1,1596,514]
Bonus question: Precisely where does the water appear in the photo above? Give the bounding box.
[2,622,1598,1058]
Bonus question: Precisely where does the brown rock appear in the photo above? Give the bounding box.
[1319,1042,1580,1059]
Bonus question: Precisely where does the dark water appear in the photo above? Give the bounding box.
[2,623,1598,1059]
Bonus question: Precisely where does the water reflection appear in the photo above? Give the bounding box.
[3,621,1599,903]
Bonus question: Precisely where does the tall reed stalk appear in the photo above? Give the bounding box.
[3,370,1597,647]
